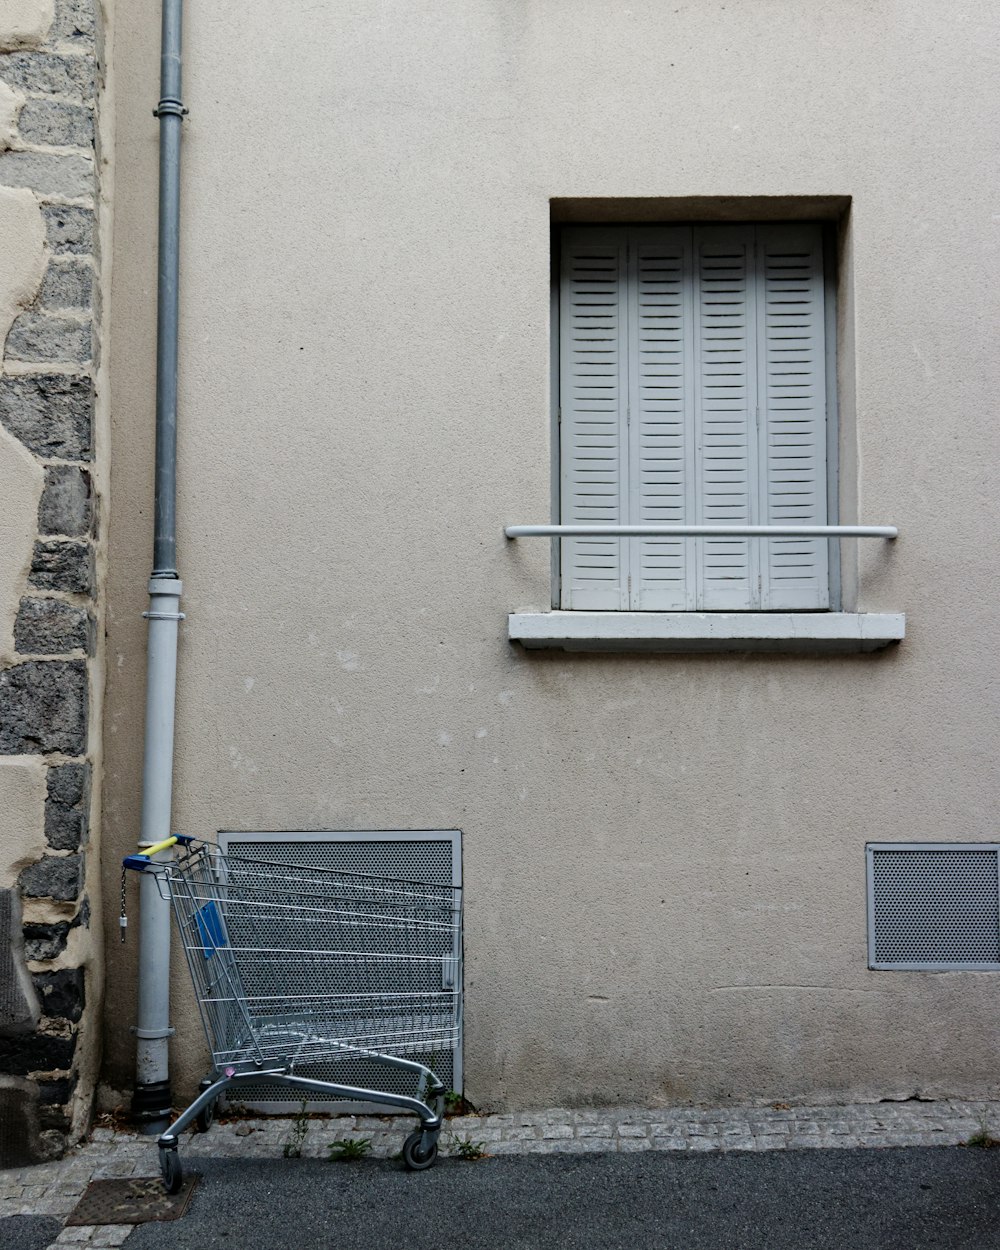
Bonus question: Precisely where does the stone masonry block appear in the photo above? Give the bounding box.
[0,373,93,459]
[38,466,91,536]
[44,762,90,849]
[37,1072,76,1105]
[0,150,93,198]
[41,204,93,254]
[17,98,93,148]
[15,597,91,655]
[0,51,95,98]
[22,919,71,960]
[29,540,93,595]
[19,853,82,900]
[50,0,96,47]
[39,260,93,311]
[0,1025,76,1074]
[0,888,41,1033]
[0,659,87,754]
[6,311,92,365]
[32,967,84,1021]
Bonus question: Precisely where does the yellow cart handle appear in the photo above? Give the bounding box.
[123,834,196,872]
[140,836,178,857]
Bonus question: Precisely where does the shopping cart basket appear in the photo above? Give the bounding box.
[123,835,463,1190]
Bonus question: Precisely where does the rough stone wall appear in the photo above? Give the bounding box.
[0,0,105,1165]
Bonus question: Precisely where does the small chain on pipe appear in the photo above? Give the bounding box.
[120,866,128,942]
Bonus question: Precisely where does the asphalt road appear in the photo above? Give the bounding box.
[3,1215,61,1250]
[119,1147,1000,1250]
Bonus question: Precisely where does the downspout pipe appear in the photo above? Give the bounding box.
[131,0,187,1131]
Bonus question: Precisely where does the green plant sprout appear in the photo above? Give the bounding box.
[282,1100,309,1158]
[449,1134,488,1160]
[328,1137,373,1162]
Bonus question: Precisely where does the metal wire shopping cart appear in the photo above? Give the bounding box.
[123,835,463,1190]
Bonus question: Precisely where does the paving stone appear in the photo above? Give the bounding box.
[443,1116,480,1133]
[567,1138,617,1154]
[541,1124,573,1140]
[619,1138,652,1153]
[616,1124,649,1139]
[90,1227,133,1246]
[501,1125,538,1142]
[576,1124,613,1139]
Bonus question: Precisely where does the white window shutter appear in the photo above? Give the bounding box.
[755,224,829,609]
[693,226,760,610]
[558,223,831,613]
[559,232,629,609]
[630,229,697,610]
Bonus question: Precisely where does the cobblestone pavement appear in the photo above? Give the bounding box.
[2,1099,998,1249]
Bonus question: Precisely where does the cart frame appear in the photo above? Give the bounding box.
[123,835,463,1188]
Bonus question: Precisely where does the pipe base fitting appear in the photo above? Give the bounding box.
[131,1079,173,1134]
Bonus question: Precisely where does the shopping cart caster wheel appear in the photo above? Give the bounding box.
[401,1131,438,1171]
[195,1098,216,1133]
[159,1147,183,1194]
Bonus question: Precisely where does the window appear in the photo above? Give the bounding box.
[558,223,832,611]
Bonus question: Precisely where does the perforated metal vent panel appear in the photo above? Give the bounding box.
[217,831,461,1109]
[867,844,1000,970]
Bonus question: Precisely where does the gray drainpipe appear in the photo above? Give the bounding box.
[131,0,187,1131]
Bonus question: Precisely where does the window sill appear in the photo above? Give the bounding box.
[508,612,905,655]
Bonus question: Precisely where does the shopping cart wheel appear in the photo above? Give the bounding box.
[401,1130,438,1171]
[159,1147,183,1194]
[195,1098,216,1133]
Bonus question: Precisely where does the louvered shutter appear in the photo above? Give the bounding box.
[559,231,629,609]
[693,226,760,609]
[630,229,697,610]
[557,223,830,612]
[755,224,829,609]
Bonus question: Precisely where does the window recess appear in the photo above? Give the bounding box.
[504,221,902,653]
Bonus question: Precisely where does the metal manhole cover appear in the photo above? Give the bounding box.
[65,1175,200,1225]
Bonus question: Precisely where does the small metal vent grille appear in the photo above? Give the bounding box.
[867,844,1000,969]
[217,831,461,1108]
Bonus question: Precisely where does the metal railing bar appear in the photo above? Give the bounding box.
[504,524,898,539]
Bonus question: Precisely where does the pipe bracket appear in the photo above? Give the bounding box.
[142,611,186,621]
[132,1026,176,1040]
[153,98,188,118]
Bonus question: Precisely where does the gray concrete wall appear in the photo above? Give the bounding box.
[0,0,108,1162]
[102,0,1000,1110]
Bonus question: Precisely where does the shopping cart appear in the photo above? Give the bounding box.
[123,835,463,1190]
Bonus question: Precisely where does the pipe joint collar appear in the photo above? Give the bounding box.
[148,578,183,596]
[153,97,188,119]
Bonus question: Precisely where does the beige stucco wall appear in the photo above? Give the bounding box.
[104,0,1000,1108]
